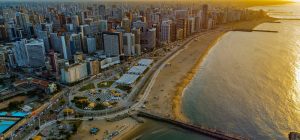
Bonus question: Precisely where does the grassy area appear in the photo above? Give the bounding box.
[72,96,88,109]
[93,103,106,110]
[97,81,114,88]
[116,85,132,93]
[79,83,95,92]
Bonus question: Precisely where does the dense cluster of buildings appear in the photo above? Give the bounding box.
[0,2,265,84]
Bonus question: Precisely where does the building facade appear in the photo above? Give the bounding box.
[60,62,88,84]
[123,33,135,56]
[102,31,123,57]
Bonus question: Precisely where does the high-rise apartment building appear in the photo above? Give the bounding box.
[25,39,46,67]
[123,33,135,56]
[102,31,123,57]
[160,20,172,44]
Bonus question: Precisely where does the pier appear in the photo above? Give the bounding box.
[138,111,249,140]
[277,18,300,21]
[267,21,281,23]
[232,29,278,33]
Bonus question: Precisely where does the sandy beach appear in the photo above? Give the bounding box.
[114,17,276,140]
[67,17,276,140]
[70,118,139,140]
[145,17,276,123]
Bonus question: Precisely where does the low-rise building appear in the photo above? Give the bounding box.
[100,56,120,69]
[116,74,139,86]
[138,59,153,67]
[30,78,57,94]
[127,66,148,75]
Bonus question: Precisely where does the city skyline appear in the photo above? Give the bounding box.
[0,0,299,140]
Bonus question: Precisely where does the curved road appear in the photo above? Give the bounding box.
[26,30,219,139]
[67,32,204,120]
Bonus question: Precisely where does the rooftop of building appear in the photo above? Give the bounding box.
[26,39,44,45]
[128,66,148,75]
[116,74,139,85]
[138,59,153,67]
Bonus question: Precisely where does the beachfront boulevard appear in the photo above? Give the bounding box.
[67,34,201,117]
[19,31,201,140]
[22,32,205,140]
[21,17,272,139]
[25,17,271,139]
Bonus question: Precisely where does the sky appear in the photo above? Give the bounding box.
[0,0,296,4]
[0,0,292,1]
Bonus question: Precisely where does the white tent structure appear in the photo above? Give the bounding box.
[127,66,148,75]
[137,59,153,67]
[116,74,140,86]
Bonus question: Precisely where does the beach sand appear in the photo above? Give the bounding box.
[69,18,275,140]
[146,18,276,123]
[115,17,276,140]
[70,118,139,140]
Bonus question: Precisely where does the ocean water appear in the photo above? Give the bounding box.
[182,3,300,140]
[139,3,300,140]
[182,20,300,139]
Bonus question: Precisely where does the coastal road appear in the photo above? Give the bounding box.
[63,32,209,120]
[25,29,223,139]
[24,17,272,139]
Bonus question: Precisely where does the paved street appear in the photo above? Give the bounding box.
[22,28,224,140]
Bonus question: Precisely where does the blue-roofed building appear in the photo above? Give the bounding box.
[0,120,16,134]
[0,112,8,116]
[11,112,28,117]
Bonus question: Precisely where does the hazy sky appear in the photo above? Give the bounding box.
[0,0,293,1]
[0,0,295,3]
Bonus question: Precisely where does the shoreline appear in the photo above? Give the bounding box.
[172,18,277,122]
[147,17,277,121]
[172,33,225,122]
[120,17,276,140]
[66,17,279,140]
